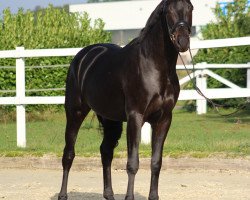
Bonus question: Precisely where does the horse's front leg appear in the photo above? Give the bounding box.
[148,112,172,200]
[125,112,143,200]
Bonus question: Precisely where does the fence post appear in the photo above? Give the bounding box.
[196,63,207,114]
[247,63,250,88]
[16,47,26,148]
[247,63,250,102]
[141,122,151,144]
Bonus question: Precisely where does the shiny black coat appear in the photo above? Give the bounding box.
[59,0,193,200]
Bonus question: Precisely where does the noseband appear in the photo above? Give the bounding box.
[168,21,191,41]
[162,2,191,42]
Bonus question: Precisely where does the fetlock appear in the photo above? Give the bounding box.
[58,194,68,200]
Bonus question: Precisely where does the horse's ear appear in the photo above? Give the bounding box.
[162,0,168,13]
[162,0,167,4]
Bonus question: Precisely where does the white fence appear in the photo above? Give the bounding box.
[0,37,250,147]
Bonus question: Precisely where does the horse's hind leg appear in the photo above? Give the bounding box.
[58,104,90,200]
[98,116,123,200]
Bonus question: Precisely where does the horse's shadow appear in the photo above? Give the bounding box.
[51,192,147,200]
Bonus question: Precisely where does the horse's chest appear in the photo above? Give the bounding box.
[145,79,179,122]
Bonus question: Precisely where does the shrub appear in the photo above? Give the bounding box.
[0,5,111,113]
[193,0,250,108]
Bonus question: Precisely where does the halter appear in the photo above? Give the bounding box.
[162,1,247,116]
[162,1,191,42]
[168,21,191,41]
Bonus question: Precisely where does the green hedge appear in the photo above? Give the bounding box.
[193,0,250,107]
[0,5,111,112]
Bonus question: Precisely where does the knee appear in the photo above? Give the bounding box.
[63,149,75,161]
[151,159,162,174]
[126,159,139,175]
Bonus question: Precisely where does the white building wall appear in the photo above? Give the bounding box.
[69,0,222,31]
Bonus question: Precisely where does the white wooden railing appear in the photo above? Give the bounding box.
[0,37,250,147]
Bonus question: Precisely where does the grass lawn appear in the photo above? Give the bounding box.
[0,109,249,158]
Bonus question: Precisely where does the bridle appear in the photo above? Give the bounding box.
[168,21,191,41]
[162,1,192,42]
[162,1,247,116]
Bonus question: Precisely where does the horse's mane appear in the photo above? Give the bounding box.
[138,0,165,40]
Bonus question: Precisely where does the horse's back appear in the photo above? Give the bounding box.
[67,43,127,121]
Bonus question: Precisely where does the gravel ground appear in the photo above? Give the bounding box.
[0,157,249,200]
[0,167,250,200]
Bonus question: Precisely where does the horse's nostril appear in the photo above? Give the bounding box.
[177,37,189,48]
[177,39,182,46]
[178,37,184,45]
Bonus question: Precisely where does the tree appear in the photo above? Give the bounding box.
[0,5,111,112]
[193,0,250,107]
[0,5,110,51]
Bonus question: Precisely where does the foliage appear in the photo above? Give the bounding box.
[193,0,250,107]
[0,5,111,111]
[0,5,110,51]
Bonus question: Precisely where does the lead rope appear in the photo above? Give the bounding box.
[178,48,248,116]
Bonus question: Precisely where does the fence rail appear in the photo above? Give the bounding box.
[0,37,250,147]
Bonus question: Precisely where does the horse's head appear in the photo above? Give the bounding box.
[163,0,193,52]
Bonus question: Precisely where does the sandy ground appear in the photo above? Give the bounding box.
[0,157,249,200]
[0,167,250,200]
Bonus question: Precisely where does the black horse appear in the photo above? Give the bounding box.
[58,0,193,199]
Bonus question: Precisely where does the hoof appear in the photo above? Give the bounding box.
[58,194,68,200]
[104,189,115,200]
[104,194,115,200]
[125,195,134,200]
[104,196,115,200]
[148,195,159,200]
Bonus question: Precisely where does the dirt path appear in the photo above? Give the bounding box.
[0,157,249,200]
[0,168,250,200]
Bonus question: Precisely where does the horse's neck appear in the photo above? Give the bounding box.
[139,20,178,73]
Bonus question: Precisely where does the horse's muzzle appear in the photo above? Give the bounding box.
[176,35,190,52]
